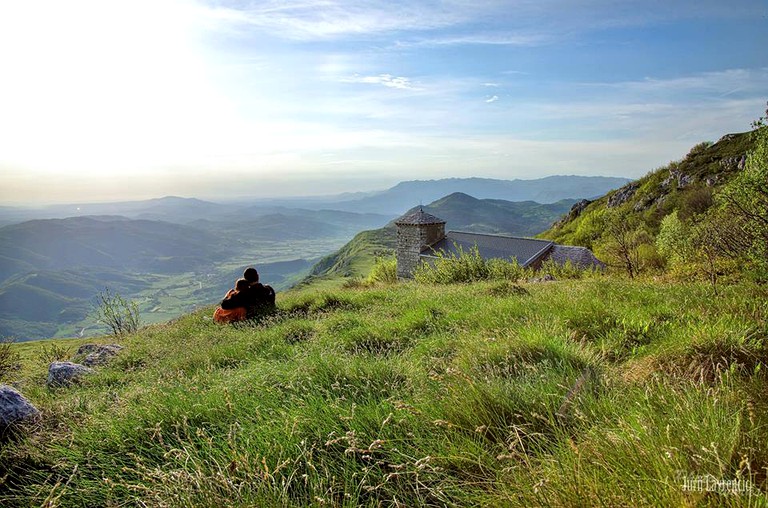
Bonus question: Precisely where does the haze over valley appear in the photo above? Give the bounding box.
[0,176,628,340]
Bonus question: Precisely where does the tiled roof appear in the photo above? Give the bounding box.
[545,244,606,268]
[422,231,554,267]
[394,208,447,225]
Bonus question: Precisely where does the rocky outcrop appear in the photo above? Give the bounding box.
[606,183,639,208]
[719,155,747,171]
[661,169,694,190]
[633,195,655,212]
[75,344,124,367]
[715,133,738,144]
[0,385,39,429]
[553,199,592,228]
[47,361,93,388]
[568,199,592,218]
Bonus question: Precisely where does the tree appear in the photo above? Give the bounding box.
[718,105,768,280]
[598,212,651,278]
[93,289,141,337]
[656,210,692,266]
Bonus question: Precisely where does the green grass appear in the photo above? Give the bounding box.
[2,279,767,506]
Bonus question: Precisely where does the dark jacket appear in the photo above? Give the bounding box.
[220,283,275,311]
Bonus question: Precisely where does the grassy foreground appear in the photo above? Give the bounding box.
[2,278,767,507]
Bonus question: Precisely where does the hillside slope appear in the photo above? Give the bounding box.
[412,192,574,236]
[3,278,766,505]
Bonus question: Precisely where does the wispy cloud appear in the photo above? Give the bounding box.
[573,68,768,101]
[342,73,422,90]
[203,0,766,44]
[395,32,550,48]
[205,0,465,40]
[485,95,500,103]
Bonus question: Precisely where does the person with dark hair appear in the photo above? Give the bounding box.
[213,267,276,323]
[241,267,276,309]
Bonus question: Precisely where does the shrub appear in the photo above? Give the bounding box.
[414,245,490,283]
[35,341,71,364]
[415,245,598,283]
[487,258,529,281]
[538,258,598,280]
[366,256,398,284]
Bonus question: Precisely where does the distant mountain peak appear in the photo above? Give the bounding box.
[431,192,481,205]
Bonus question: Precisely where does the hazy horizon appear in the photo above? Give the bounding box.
[1,0,765,205]
[0,174,632,208]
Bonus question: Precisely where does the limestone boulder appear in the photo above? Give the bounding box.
[76,344,124,367]
[0,384,39,429]
[47,361,93,388]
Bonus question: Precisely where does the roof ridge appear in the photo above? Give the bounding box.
[447,230,553,243]
[395,208,446,225]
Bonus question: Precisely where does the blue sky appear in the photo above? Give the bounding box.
[0,0,766,204]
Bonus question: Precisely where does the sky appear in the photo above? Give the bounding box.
[0,0,766,205]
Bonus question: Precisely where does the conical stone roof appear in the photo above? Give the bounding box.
[394,207,446,225]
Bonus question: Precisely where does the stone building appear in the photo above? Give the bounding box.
[395,208,447,279]
[395,207,604,278]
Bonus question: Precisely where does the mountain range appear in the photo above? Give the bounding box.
[0,175,630,340]
[0,175,630,225]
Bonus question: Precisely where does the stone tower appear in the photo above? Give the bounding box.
[395,208,446,278]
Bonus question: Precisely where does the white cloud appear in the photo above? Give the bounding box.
[342,74,422,90]
[485,95,500,103]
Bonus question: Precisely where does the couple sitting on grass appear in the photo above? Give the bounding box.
[213,267,276,324]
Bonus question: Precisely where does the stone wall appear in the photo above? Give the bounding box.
[396,222,445,278]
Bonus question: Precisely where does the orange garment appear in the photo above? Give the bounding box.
[213,290,248,323]
[213,306,247,323]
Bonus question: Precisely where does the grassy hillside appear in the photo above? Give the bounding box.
[303,227,398,287]
[2,277,766,506]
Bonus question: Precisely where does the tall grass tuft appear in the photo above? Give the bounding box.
[415,245,531,283]
[0,337,21,381]
[414,245,597,284]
